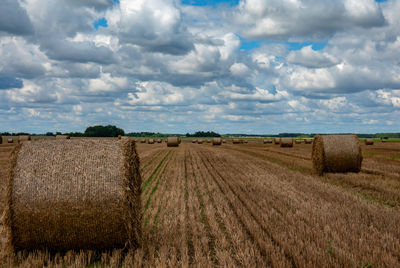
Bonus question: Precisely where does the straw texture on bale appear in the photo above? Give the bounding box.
[212,137,222,145]
[304,138,313,144]
[364,138,374,145]
[18,135,31,142]
[3,139,142,252]
[232,139,241,144]
[148,139,154,144]
[56,135,70,140]
[263,139,273,144]
[274,138,280,145]
[167,137,179,147]
[312,134,362,176]
[280,138,293,148]
[8,138,14,143]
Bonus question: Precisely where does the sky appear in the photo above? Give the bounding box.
[0,0,399,134]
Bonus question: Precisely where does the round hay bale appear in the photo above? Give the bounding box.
[206,139,211,143]
[148,138,155,144]
[304,138,313,144]
[381,138,388,143]
[364,138,374,145]
[312,134,362,176]
[263,139,272,144]
[3,139,142,252]
[8,138,14,143]
[118,135,122,140]
[212,137,222,146]
[56,135,70,140]
[280,138,293,147]
[167,137,179,147]
[294,139,303,144]
[273,138,280,145]
[140,139,146,143]
[156,139,162,143]
[232,139,241,144]
[222,139,226,143]
[197,139,203,144]
[243,140,248,144]
[18,135,31,143]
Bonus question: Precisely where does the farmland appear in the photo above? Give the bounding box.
[1,139,400,267]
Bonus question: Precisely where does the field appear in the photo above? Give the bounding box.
[1,139,400,267]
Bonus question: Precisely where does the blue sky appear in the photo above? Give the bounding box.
[0,0,399,134]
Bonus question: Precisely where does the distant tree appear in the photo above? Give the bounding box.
[187,131,221,137]
[46,132,54,136]
[84,125,125,137]
[56,132,62,135]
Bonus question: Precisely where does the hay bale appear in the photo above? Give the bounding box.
[156,139,162,143]
[56,135,70,140]
[273,138,280,145]
[192,139,197,143]
[381,138,388,143]
[148,138,155,144]
[3,139,142,252]
[222,139,226,143]
[280,138,293,148]
[312,134,362,176]
[243,140,248,144]
[304,138,313,144]
[118,135,122,140]
[212,137,222,146]
[206,139,211,143]
[364,138,374,145]
[8,138,14,143]
[167,137,179,147]
[140,139,146,143]
[197,139,203,144]
[294,139,303,144]
[18,135,31,142]
[263,139,272,144]
[232,139,240,144]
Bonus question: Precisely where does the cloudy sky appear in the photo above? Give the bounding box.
[0,0,399,134]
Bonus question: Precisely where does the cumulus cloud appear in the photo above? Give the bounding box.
[0,0,34,36]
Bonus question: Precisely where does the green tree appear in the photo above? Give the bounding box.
[84,125,125,137]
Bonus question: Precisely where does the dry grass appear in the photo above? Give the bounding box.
[1,140,400,267]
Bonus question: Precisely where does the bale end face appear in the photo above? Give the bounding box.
[8,138,14,143]
[3,139,142,252]
[312,134,362,176]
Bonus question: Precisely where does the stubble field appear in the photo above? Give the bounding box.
[0,139,400,267]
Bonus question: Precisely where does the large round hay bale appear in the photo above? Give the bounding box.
[273,138,280,145]
[263,139,272,144]
[232,139,241,144]
[280,138,293,147]
[18,135,31,142]
[304,138,313,144]
[8,138,14,143]
[148,139,154,144]
[167,137,179,147]
[312,134,362,176]
[56,135,70,140]
[212,137,222,145]
[156,139,162,143]
[364,138,374,145]
[197,139,203,144]
[3,139,142,252]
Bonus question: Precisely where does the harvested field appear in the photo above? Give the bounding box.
[1,140,400,267]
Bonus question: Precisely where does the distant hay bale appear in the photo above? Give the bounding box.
[364,138,374,145]
[18,135,31,143]
[280,138,293,148]
[140,139,146,143]
[56,135,70,140]
[232,139,241,144]
[273,138,280,145]
[192,139,197,143]
[263,139,272,144]
[8,138,14,143]
[156,139,162,143]
[206,139,211,143]
[118,135,122,140]
[212,137,222,145]
[243,140,248,144]
[295,139,303,144]
[167,137,179,147]
[197,139,203,144]
[222,139,226,143]
[148,139,155,144]
[3,139,142,252]
[312,134,362,176]
[304,138,313,144]
[381,138,388,143]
